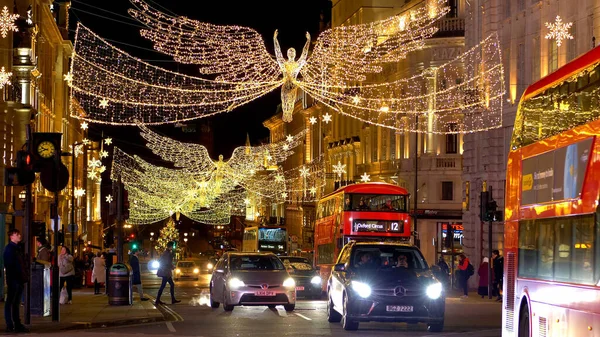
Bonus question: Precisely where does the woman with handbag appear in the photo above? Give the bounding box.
[155,241,181,305]
[58,246,75,304]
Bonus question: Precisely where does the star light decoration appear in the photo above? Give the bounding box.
[74,188,86,197]
[106,195,113,203]
[0,67,12,88]
[309,116,317,125]
[63,72,73,84]
[0,6,18,39]
[104,138,112,145]
[99,98,109,108]
[333,161,347,178]
[545,16,573,47]
[322,113,332,124]
[80,121,88,130]
[360,172,371,183]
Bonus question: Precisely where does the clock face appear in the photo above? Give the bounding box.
[37,141,56,159]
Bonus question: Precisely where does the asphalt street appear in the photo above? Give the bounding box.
[39,260,502,337]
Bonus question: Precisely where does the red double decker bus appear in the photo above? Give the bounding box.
[314,182,411,290]
[504,45,600,336]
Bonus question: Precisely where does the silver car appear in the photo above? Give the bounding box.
[209,252,296,312]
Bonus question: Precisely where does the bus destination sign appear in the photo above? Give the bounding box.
[352,220,403,233]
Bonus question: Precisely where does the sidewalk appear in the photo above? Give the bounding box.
[14,288,166,333]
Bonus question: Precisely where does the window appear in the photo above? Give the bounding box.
[441,181,453,201]
[345,193,408,212]
[518,215,596,285]
[390,130,396,160]
[517,43,526,98]
[568,23,578,61]
[446,124,458,154]
[531,37,540,81]
[548,40,558,73]
[505,0,511,19]
[447,0,458,18]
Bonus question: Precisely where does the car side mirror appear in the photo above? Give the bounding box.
[431,265,442,273]
[333,263,346,272]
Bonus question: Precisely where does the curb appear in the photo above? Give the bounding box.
[60,315,166,331]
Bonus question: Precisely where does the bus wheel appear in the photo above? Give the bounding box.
[518,302,530,337]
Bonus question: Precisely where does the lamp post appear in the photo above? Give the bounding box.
[70,141,84,256]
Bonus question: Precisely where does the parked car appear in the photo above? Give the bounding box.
[174,261,200,281]
[209,252,296,312]
[280,256,322,299]
[327,241,445,332]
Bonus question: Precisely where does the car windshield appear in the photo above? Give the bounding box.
[230,255,285,270]
[178,262,194,268]
[351,246,428,271]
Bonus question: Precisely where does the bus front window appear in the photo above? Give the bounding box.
[347,194,408,212]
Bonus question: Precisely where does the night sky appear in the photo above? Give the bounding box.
[68,0,331,161]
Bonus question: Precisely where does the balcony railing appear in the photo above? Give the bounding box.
[432,18,465,38]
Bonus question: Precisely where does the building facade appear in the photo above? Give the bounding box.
[0,0,102,255]
[462,0,600,284]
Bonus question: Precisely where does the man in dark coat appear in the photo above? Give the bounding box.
[129,249,148,301]
[492,250,504,302]
[155,241,180,305]
[4,229,29,333]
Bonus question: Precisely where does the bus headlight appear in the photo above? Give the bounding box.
[207,263,214,270]
[351,281,372,298]
[310,276,322,285]
[426,282,443,299]
[283,278,296,288]
[175,268,181,274]
[193,268,199,274]
[229,278,245,289]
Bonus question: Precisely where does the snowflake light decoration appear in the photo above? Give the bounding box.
[104,138,113,145]
[545,16,573,47]
[0,7,18,39]
[283,144,289,151]
[281,192,288,199]
[310,186,317,195]
[0,67,12,88]
[80,121,88,130]
[99,98,109,108]
[309,117,317,125]
[275,174,284,182]
[360,172,371,183]
[106,195,113,203]
[63,72,73,84]
[322,113,332,124]
[286,134,294,142]
[333,161,347,178]
[299,166,310,178]
[74,144,84,158]
[100,150,109,158]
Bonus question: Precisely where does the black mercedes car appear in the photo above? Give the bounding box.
[326,241,445,332]
[280,257,323,299]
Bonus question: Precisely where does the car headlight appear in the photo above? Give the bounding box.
[207,263,214,270]
[283,278,296,288]
[351,281,372,298]
[229,278,245,289]
[310,276,322,285]
[426,282,443,300]
[193,268,199,274]
[175,268,181,274]
[150,260,160,269]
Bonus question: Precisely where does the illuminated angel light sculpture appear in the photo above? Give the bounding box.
[69,0,462,129]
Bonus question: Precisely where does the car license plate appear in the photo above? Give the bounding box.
[386,305,413,312]
[296,286,305,291]
[254,291,276,296]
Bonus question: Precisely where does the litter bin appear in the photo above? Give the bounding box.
[31,260,51,316]
[108,263,132,305]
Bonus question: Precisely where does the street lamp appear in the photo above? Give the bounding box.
[184,238,188,243]
[184,232,188,237]
[18,190,26,206]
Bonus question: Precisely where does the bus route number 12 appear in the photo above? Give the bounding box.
[391,222,400,231]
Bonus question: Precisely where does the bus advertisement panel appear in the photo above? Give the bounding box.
[503,45,600,337]
[242,226,287,255]
[314,182,411,290]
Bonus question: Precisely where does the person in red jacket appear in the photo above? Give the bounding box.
[477,257,489,298]
[457,253,471,298]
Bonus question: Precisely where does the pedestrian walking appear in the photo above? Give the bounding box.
[457,253,472,298]
[477,257,489,298]
[3,229,29,333]
[492,249,504,302]
[130,249,149,301]
[92,252,106,295]
[35,237,50,263]
[58,246,75,304]
[155,241,180,305]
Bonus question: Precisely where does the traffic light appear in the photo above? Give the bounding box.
[3,150,35,186]
[131,242,138,250]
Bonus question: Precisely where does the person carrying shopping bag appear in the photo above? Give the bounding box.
[58,246,75,304]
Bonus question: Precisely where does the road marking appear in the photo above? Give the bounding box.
[294,313,312,321]
[166,321,176,332]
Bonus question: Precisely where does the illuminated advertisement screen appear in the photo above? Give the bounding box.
[521,137,593,205]
[258,228,286,243]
